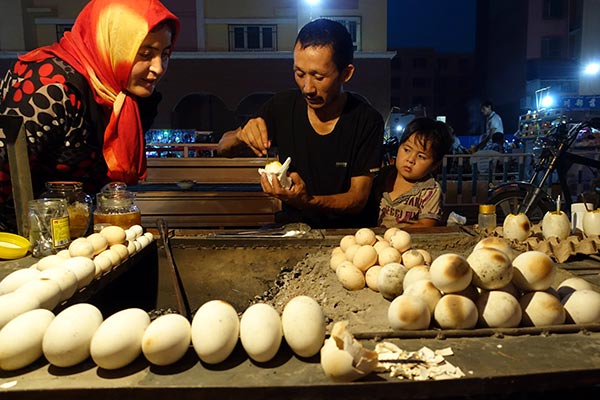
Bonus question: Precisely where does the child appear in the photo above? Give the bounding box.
[375,117,453,228]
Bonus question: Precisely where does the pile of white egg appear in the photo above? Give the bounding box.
[330,228,600,331]
[0,295,326,372]
[0,224,152,330]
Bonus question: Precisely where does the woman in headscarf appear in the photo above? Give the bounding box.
[0,0,180,231]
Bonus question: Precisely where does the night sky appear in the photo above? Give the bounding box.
[387,0,477,53]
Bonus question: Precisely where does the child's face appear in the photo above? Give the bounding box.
[395,133,437,182]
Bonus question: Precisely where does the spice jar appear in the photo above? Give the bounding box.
[93,182,141,231]
[478,204,497,231]
[41,181,93,239]
[26,198,71,257]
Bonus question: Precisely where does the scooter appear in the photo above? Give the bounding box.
[487,117,600,222]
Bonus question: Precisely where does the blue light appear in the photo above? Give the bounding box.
[584,62,600,76]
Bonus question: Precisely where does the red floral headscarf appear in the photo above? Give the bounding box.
[18,0,180,184]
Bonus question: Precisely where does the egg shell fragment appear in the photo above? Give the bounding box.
[0,309,55,371]
[239,303,282,363]
[281,296,326,358]
[191,300,240,364]
[142,313,191,366]
[90,308,150,370]
[43,303,103,367]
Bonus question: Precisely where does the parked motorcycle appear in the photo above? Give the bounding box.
[487,117,600,222]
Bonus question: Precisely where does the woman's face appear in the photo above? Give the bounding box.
[127,25,173,98]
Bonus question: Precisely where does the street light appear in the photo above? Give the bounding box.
[304,0,321,5]
[583,62,600,76]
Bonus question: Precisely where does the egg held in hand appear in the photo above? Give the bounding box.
[258,157,292,189]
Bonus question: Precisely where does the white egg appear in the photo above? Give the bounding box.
[344,243,361,262]
[125,229,137,243]
[562,289,600,324]
[352,245,378,272]
[354,228,376,246]
[43,303,103,367]
[373,240,390,254]
[511,251,556,291]
[383,227,401,242]
[110,244,129,261]
[330,252,348,271]
[336,261,365,291]
[90,308,150,370]
[415,249,433,265]
[434,294,478,329]
[93,253,114,276]
[0,292,41,329]
[401,249,425,270]
[377,246,401,266]
[467,247,513,290]
[389,230,412,252]
[143,232,154,242]
[98,248,121,267]
[15,278,61,310]
[130,224,144,238]
[378,262,407,301]
[0,309,55,371]
[403,265,431,289]
[403,279,442,314]
[520,291,566,327]
[541,211,571,240]
[191,300,239,364]
[473,237,515,260]
[476,290,522,328]
[142,314,191,366]
[281,296,326,358]
[429,253,473,293]
[387,294,431,330]
[126,240,137,256]
[136,235,151,249]
[556,277,594,300]
[0,268,41,295]
[239,303,282,363]
[63,257,96,289]
[365,265,382,292]
[56,249,71,259]
[38,267,78,302]
[37,254,66,271]
[86,233,108,255]
[503,213,531,241]
[68,237,95,258]
[99,225,126,246]
[339,235,356,252]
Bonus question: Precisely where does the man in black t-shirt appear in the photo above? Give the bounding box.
[217,19,384,228]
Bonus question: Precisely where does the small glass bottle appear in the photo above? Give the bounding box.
[27,198,71,257]
[41,181,93,239]
[93,182,141,231]
[478,204,497,231]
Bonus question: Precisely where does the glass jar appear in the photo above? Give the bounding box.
[93,182,141,231]
[41,181,93,239]
[478,204,497,231]
[26,198,70,257]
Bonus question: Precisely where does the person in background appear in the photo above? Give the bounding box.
[0,0,179,232]
[217,18,384,229]
[473,99,504,153]
[372,117,453,228]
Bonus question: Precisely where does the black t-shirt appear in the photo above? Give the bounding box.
[258,90,384,228]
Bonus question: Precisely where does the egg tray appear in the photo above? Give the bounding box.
[476,223,600,263]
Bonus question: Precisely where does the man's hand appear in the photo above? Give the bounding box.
[260,172,313,209]
[236,117,271,157]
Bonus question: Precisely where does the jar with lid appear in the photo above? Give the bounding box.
[41,181,93,239]
[26,198,70,257]
[93,182,141,231]
[478,204,497,231]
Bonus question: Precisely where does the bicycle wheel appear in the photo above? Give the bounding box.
[490,189,554,223]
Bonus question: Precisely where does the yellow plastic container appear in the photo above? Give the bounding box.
[0,232,30,259]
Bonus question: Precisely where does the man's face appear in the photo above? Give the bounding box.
[293,43,352,110]
[481,105,492,117]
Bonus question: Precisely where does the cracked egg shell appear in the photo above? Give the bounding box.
[542,211,571,240]
[503,213,531,242]
[388,294,431,330]
[512,251,556,291]
[320,320,378,382]
[429,253,472,294]
[467,247,513,290]
[281,296,326,358]
[191,300,239,364]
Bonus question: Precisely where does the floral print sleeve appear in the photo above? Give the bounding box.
[0,57,107,230]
